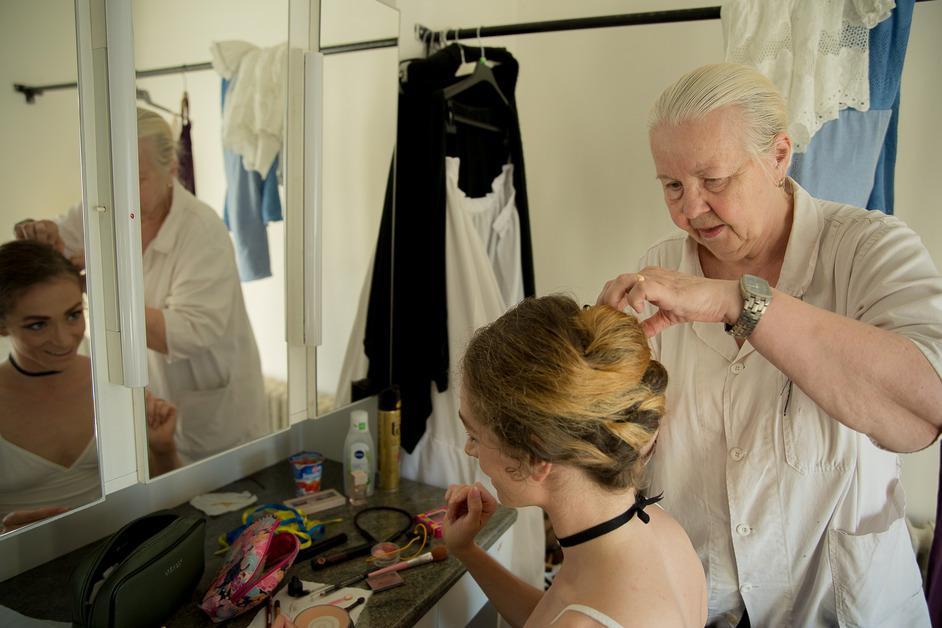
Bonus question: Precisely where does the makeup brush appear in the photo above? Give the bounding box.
[367,546,448,578]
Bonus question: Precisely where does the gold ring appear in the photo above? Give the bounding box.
[636,273,646,283]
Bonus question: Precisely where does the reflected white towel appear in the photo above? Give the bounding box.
[189,491,257,516]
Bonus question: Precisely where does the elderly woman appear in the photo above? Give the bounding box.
[15,108,268,464]
[444,295,706,628]
[598,63,942,626]
[0,240,179,533]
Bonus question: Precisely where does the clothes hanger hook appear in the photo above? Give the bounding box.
[477,26,485,62]
[456,28,466,64]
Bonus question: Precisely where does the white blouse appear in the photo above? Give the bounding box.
[640,179,938,626]
[0,435,100,513]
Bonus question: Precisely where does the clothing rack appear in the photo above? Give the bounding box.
[414,0,935,45]
[415,6,722,44]
[13,38,398,104]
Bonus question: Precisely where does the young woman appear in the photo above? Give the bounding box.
[0,240,179,532]
[444,295,706,628]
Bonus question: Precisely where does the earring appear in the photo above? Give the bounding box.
[777,176,786,188]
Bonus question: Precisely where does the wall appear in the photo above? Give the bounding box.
[0,0,82,239]
[889,2,942,523]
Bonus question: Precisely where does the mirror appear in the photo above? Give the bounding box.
[0,1,104,535]
[316,0,400,414]
[130,0,290,470]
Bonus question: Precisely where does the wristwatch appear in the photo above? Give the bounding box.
[725,274,772,339]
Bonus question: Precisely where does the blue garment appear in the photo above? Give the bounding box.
[789,109,892,208]
[789,0,913,215]
[221,77,283,282]
[866,0,914,214]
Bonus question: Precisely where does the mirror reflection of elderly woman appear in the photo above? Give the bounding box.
[16,109,268,464]
[598,63,942,626]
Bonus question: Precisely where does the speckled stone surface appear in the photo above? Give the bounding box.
[0,459,516,627]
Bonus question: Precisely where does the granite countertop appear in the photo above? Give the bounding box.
[0,459,516,628]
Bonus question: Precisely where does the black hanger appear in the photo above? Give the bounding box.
[447,107,503,134]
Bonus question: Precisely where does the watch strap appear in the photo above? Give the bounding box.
[726,275,771,339]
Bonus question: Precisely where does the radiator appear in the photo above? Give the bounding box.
[264,377,289,430]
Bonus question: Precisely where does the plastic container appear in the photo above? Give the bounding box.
[287,451,324,495]
[343,409,375,501]
[378,387,401,492]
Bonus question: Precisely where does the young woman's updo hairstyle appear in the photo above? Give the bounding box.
[462,294,667,491]
[137,107,176,173]
[0,240,82,320]
[649,62,788,160]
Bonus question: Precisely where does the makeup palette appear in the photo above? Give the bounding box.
[292,605,353,628]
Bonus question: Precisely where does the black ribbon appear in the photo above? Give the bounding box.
[557,492,664,548]
[8,354,62,377]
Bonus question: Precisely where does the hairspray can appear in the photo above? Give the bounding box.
[378,386,401,491]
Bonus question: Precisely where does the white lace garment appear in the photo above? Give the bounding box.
[723,0,894,152]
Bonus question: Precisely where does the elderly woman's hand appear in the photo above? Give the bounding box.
[597,267,742,337]
[14,219,66,254]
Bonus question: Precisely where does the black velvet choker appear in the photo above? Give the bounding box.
[556,492,664,548]
[8,354,62,377]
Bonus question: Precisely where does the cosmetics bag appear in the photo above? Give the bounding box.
[199,514,300,622]
[69,512,206,628]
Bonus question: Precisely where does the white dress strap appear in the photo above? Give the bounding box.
[551,604,624,628]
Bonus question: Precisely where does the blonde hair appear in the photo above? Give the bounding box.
[649,63,788,158]
[462,295,666,491]
[136,107,176,172]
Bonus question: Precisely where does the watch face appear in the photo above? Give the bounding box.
[743,274,772,298]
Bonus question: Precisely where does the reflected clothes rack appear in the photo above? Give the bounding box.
[13,39,397,103]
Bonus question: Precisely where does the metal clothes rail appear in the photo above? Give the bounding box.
[415,0,935,44]
[415,6,722,45]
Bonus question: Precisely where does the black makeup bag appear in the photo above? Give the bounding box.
[69,512,206,628]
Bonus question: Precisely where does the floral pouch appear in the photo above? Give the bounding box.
[199,514,300,622]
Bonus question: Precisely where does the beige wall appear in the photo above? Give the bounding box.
[0,0,81,239]
[889,2,942,524]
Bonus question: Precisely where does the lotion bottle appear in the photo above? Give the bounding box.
[343,409,375,501]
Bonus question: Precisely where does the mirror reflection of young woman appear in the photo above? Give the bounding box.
[0,241,179,533]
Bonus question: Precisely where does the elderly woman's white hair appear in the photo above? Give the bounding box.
[137,107,176,173]
[649,63,788,160]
